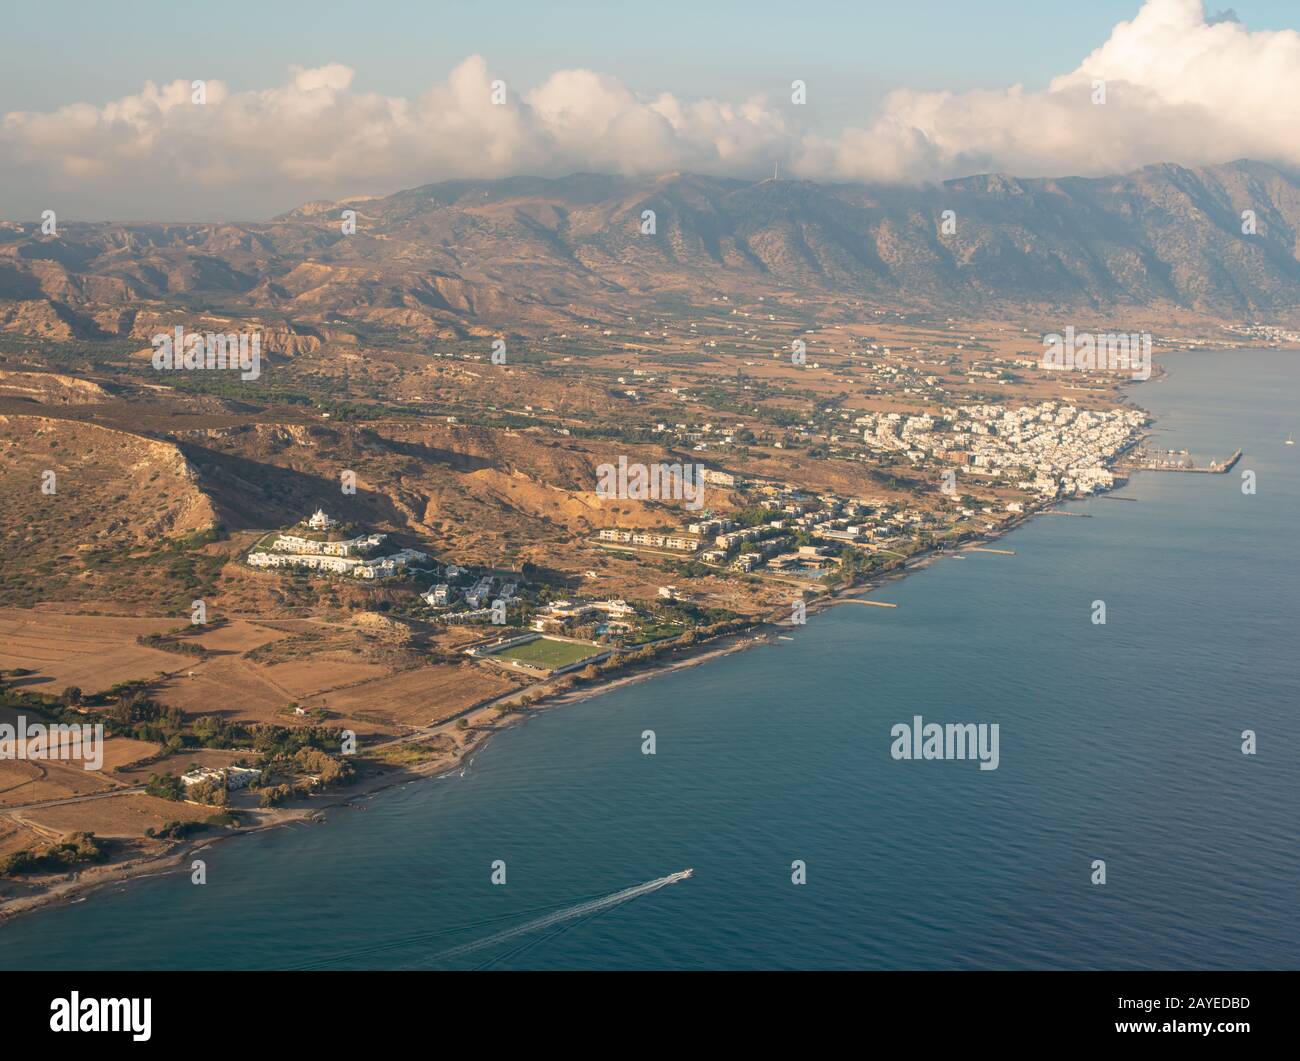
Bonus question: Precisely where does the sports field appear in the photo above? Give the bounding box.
[491,637,601,670]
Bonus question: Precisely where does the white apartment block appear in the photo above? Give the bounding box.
[247,542,426,580]
[272,532,387,557]
[599,528,698,551]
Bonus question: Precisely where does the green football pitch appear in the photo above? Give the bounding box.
[491,637,601,669]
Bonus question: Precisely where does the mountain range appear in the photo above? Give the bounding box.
[3,160,1299,345]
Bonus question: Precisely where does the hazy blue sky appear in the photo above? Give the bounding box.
[5,0,1285,121]
[3,1,1297,219]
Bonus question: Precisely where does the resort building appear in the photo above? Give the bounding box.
[597,529,700,552]
[437,608,497,623]
[272,532,386,557]
[247,540,427,580]
[592,599,636,619]
[541,600,601,622]
[423,584,456,607]
[464,577,496,608]
[181,766,261,790]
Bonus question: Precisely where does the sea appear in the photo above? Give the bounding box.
[1,348,1296,970]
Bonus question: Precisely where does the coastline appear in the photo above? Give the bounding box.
[17,344,1273,933]
[1,348,1292,972]
[0,487,1075,927]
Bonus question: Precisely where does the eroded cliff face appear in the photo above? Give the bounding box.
[0,372,113,405]
[0,414,218,553]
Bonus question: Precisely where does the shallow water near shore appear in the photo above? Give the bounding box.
[2,348,1297,970]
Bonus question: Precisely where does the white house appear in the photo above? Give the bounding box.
[181,766,261,791]
[423,584,455,607]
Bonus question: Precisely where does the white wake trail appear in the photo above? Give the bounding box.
[432,868,694,964]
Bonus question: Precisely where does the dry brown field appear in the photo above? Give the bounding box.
[0,704,161,806]
[151,654,299,721]
[16,792,215,838]
[187,619,292,654]
[298,663,515,730]
[0,816,43,857]
[0,607,184,695]
[0,761,117,807]
[261,657,393,700]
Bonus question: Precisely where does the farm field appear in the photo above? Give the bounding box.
[0,607,184,696]
[0,706,158,808]
[297,663,516,731]
[0,818,41,858]
[16,792,215,838]
[150,655,293,721]
[0,606,497,740]
[0,759,118,808]
[186,620,292,654]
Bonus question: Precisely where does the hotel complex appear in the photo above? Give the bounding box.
[246,511,428,579]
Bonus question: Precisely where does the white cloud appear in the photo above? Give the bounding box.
[3,0,1298,220]
[807,0,1300,182]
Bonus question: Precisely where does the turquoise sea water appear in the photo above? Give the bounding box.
[2,349,1297,970]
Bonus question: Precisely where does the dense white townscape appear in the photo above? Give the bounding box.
[591,402,1147,581]
[850,401,1147,497]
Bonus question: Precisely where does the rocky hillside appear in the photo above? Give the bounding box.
[0,414,219,605]
[2,161,1299,340]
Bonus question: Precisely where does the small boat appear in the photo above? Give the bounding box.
[1286,433,1294,446]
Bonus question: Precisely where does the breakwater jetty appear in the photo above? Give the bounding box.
[1117,447,1242,474]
